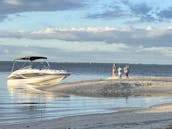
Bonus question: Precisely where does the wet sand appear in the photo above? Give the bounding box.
[2,76,172,129]
[1,103,172,129]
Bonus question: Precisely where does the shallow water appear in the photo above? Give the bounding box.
[0,72,172,124]
[1,63,172,124]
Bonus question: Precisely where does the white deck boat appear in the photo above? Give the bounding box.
[7,56,70,87]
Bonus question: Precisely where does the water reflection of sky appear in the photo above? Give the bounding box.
[0,72,172,124]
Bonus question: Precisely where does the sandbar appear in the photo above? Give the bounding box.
[2,76,172,129]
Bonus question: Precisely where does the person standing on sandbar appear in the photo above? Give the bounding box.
[118,67,122,79]
[124,64,129,79]
[112,64,116,76]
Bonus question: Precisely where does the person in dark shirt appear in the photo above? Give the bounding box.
[124,64,129,79]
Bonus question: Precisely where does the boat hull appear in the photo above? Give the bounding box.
[7,70,70,87]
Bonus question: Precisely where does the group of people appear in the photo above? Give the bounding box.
[112,64,129,79]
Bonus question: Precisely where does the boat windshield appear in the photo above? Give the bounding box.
[11,57,50,72]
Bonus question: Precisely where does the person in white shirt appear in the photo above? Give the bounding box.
[118,67,122,79]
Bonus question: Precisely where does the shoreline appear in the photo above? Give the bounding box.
[1,102,172,129]
[3,76,172,129]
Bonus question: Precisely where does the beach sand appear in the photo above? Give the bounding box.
[2,76,172,129]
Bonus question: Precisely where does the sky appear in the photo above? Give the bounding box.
[0,0,172,64]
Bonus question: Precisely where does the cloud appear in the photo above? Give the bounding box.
[87,2,129,20]
[158,7,172,19]
[0,15,7,22]
[0,44,128,63]
[0,0,85,21]
[129,2,157,22]
[57,42,128,52]
[1,43,172,64]
[0,26,172,47]
[1,0,85,14]
[87,1,158,23]
[87,3,128,20]
[87,10,128,19]
[4,0,21,5]
[129,2,152,15]
[0,44,65,61]
[88,1,172,22]
[140,46,172,56]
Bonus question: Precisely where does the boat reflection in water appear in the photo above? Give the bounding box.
[7,80,70,123]
[7,80,69,102]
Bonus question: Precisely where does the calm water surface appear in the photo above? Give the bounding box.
[0,63,172,124]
